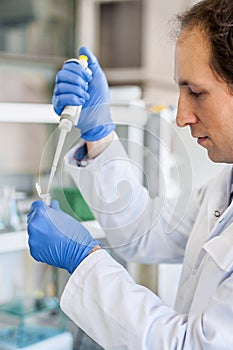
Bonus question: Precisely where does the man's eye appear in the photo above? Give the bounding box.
[189,89,202,98]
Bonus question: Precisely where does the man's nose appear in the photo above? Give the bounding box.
[176,95,198,127]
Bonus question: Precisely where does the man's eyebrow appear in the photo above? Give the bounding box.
[174,79,205,90]
[177,79,189,87]
[180,80,190,86]
[173,77,189,86]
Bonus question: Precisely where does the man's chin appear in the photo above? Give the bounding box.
[207,150,233,164]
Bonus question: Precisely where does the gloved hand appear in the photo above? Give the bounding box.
[52,46,115,141]
[27,200,101,274]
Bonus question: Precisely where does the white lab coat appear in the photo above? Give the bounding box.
[60,134,233,349]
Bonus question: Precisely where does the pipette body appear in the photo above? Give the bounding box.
[36,56,91,205]
[46,117,74,194]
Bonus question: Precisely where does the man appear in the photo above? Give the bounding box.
[28,0,233,348]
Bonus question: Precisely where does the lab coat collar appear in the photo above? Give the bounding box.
[207,165,233,232]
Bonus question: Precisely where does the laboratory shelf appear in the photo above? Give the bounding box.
[0,101,148,126]
[0,231,28,253]
[0,221,105,254]
[0,297,60,318]
[0,103,58,124]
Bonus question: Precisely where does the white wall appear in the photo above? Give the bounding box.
[141,0,188,105]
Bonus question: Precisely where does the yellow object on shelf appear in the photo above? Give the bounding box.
[149,105,167,113]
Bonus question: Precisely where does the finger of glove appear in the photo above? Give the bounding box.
[28,200,45,218]
[28,198,95,247]
[61,61,92,82]
[27,203,63,243]
[53,93,89,115]
[55,67,91,88]
[79,46,99,74]
[53,82,89,98]
[53,74,90,115]
[27,200,51,226]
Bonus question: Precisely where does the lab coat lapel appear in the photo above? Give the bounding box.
[207,165,233,233]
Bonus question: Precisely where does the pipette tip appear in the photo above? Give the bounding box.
[35,183,51,206]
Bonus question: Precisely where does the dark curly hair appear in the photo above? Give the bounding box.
[176,0,233,91]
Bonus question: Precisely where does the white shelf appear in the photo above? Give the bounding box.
[0,103,59,124]
[0,231,28,253]
[0,221,105,254]
[0,102,148,127]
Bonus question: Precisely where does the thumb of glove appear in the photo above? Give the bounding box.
[79,46,99,75]
[50,200,61,211]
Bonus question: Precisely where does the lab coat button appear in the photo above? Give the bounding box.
[214,210,221,217]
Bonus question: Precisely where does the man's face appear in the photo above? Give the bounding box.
[175,27,233,163]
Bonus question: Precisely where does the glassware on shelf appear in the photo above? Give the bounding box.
[0,186,17,232]
[0,296,69,349]
[0,186,22,233]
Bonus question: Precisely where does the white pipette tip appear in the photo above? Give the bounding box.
[47,165,57,194]
[35,182,51,206]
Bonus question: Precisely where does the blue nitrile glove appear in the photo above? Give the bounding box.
[52,46,115,141]
[27,200,101,274]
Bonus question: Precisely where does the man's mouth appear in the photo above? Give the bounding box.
[196,136,209,146]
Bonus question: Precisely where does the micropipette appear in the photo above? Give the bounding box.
[36,55,91,205]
